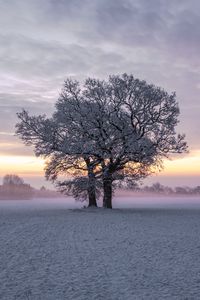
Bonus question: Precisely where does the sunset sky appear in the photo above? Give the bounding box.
[0,0,199,188]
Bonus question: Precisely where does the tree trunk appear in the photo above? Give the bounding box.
[87,169,97,207]
[103,177,112,209]
[84,157,98,207]
[88,185,97,207]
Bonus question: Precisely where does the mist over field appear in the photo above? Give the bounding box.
[0,193,200,211]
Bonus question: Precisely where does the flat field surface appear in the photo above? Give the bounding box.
[1,200,200,299]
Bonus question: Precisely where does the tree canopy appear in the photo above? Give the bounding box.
[16,74,187,208]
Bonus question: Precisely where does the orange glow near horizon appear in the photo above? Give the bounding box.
[162,151,200,176]
[0,151,199,179]
[0,155,44,176]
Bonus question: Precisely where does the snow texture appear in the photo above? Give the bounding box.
[1,199,200,299]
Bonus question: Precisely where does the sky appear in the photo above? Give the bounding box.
[0,0,199,188]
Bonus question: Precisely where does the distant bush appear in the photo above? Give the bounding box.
[0,174,33,200]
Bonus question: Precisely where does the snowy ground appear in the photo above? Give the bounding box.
[1,198,200,299]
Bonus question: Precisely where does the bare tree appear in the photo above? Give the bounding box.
[1,174,33,199]
[16,74,187,208]
[3,174,24,186]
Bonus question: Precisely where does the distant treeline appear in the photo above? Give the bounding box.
[1,174,199,200]
[127,182,200,196]
[0,175,60,200]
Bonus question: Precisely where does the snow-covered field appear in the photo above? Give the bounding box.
[1,197,200,299]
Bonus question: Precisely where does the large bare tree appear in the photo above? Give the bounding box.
[16,74,187,208]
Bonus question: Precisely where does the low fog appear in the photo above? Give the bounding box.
[0,193,200,212]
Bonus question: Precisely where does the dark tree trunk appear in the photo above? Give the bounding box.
[103,176,112,209]
[88,188,97,207]
[87,166,97,207]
